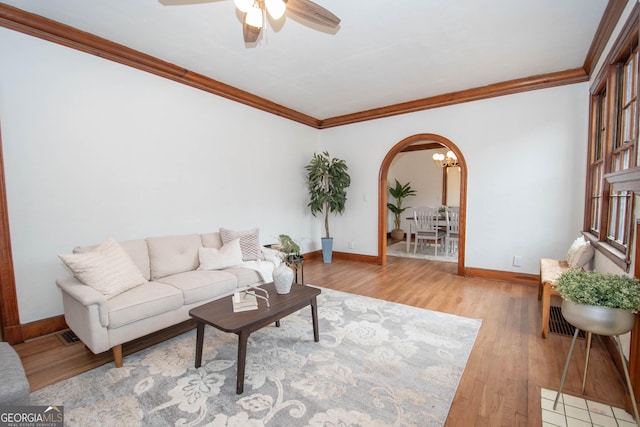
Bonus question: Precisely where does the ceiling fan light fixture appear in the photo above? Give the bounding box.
[245,4,263,28]
[265,0,286,20]
[234,0,253,13]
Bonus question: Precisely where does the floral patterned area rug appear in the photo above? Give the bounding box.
[31,288,481,426]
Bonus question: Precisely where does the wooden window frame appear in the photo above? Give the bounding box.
[584,13,639,271]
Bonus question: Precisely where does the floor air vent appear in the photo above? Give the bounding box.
[57,329,81,345]
[549,306,586,339]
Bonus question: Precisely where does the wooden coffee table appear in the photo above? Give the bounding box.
[188,282,321,394]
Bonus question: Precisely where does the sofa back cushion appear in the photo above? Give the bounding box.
[147,234,202,280]
[74,238,151,281]
[201,232,223,249]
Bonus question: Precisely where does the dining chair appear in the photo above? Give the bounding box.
[405,206,437,253]
[413,209,446,255]
[445,208,460,256]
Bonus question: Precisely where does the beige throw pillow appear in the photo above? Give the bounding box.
[566,236,594,269]
[59,237,147,299]
[198,238,244,270]
[220,227,261,261]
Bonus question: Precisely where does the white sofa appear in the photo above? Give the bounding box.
[56,231,276,367]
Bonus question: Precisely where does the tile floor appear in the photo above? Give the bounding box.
[541,388,637,426]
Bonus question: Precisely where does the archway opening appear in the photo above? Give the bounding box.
[378,133,467,276]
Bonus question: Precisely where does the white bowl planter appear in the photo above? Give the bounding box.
[561,300,635,336]
[555,299,640,424]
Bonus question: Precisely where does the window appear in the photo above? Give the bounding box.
[608,51,637,252]
[585,38,638,266]
[588,91,606,235]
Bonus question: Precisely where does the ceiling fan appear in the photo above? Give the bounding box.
[233,0,340,43]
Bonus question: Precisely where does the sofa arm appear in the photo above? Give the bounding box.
[56,277,109,328]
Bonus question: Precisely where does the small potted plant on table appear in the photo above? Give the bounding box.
[277,234,302,266]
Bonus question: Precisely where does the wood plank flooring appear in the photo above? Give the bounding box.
[14,256,627,426]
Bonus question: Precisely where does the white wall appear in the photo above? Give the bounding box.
[320,84,588,272]
[0,24,591,324]
[446,167,461,207]
[0,28,319,323]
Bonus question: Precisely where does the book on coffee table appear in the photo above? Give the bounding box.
[233,291,258,312]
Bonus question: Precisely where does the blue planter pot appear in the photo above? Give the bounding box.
[321,237,333,264]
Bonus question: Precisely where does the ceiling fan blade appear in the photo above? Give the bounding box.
[285,0,340,28]
[243,17,261,42]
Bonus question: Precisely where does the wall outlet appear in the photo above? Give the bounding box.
[348,241,354,249]
[513,255,522,267]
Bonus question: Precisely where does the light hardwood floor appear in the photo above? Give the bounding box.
[14,256,627,426]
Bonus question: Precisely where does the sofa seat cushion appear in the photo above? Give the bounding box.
[107,282,183,329]
[157,270,239,305]
[223,266,264,288]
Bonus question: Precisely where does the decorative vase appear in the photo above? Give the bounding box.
[561,300,635,336]
[273,263,294,294]
[321,237,333,264]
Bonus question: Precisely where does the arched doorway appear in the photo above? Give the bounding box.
[378,133,467,275]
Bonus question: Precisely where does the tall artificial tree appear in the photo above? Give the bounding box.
[305,151,351,239]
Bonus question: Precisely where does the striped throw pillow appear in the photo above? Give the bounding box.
[59,237,147,299]
[220,227,261,261]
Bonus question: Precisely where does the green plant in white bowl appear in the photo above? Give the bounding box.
[556,268,640,312]
[553,268,640,421]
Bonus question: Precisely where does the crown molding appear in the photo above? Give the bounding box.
[0,2,608,130]
[0,3,320,128]
[318,68,588,128]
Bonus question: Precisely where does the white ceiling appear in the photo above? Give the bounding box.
[2,0,609,120]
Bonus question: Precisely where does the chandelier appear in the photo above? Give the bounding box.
[432,151,459,168]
